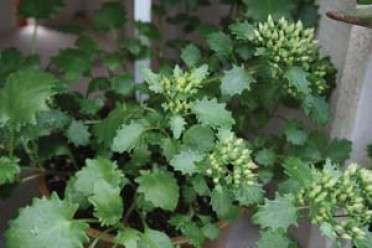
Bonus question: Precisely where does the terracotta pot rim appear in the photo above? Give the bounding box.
[37,176,228,245]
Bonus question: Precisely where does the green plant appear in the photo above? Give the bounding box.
[1,0,371,248]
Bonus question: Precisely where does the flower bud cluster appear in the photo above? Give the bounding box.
[205,132,258,187]
[160,70,206,114]
[250,16,333,97]
[297,163,372,242]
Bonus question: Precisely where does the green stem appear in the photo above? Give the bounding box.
[203,75,222,84]
[89,228,115,248]
[123,194,138,224]
[31,19,39,54]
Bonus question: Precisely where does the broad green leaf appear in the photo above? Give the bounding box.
[252,194,298,231]
[66,120,91,147]
[136,170,179,211]
[88,181,123,226]
[211,187,239,221]
[130,145,151,167]
[285,66,310,95]
[51,48,91,82]
[325,139,352,163]
[112,121,146,153]
[169,215,205,247]
[256,230,295,248]
[0,157,20,185]
[120,38,146,56]
[135,21,162,41]
[72,158,125,198]
[115,228,141,248]
[0,48,24,84]
[206,32,233,55]
[234,183,264,206]
[201,223,220,241]
[170,149,204,175]
[221,65,255,96]
[302,96,329,125]
[283,120,309,145]
[228,21,255,40]
[319,222,334,240]
[5,193,89,248]
[169,115,186,139]
[103,53,121,71]
[243,0,295,21]
[111,73,135,95]
[79,97,104,115]
[93,1,126,32]
[161,138,180,161]
[191,175,210,196]
[93,105,127,146]
[191,97,235,129]
[255,149,276,167]
[143,229,174,248]
[282,157,312,187]
[182,125,215,152]
[75,35,100,54]
[0,68,57,128]
[181,44,201,68]
[17,0,65,19]
[141,68,163,93]
[192,64,209,81]
[65,176,90,210]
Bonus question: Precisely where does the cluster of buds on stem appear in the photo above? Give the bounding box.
[297,163,372,242]
[250,16,333,97]
[161,65,208,114]
[205,130,258,187]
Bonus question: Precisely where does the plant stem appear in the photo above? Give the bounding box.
[21,173,44,183]
[123,194,137,224]
[89,228,115,248]
[30,19,39,54]
[203,75,222,84]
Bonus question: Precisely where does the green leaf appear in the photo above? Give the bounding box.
[252,194,298,231]
[136,170,179,211]
[325,139,352,163]
[141,68,163,93]
[65,176,90,210]
[206,32,233,55]
[161,138,180,161]
[0,48,25,84]
[229,21,255,40]
[87,77,111,95]
[75,35,100,54]
[283,120,309,145]
[243,0,295,21]
[66,120,91,147]
[255,149,276,167]
[135,21,162,41]
[302,96,329,125]
[191,175,210,196]
[182,125,215,152]
[282,157,312,187]
[355,231,372,248]
[0,68,57,128]
[5,193,89,248]
[144,229,174,248]
[115,228,141,248]
[88,181,123,226]
[234,183,264,206]
[169,115,186,139]
[93,105,127,146]
[181,44,201,68]
[72,158,125,198]
[202,223,220,241]
[93,1,126,32]
[285,66,310,95]
[191,97,235,129]
[111,73,135,95]
[17,0,65,19]
[112,121,146,153]
[169,215,205,247]
[256,230,295,248]
[170,149,204,175]
[120,38,145,56]
[211,187,239,221]
[51,48,91,82]
[0,157,20,185]
[103,53,121,71]
[220,65,255,96]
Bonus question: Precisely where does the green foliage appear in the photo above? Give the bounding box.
[112,121,146,153]
[115,228,141,248]
[181,44,201,68]
[0,69,57,129]
[0,157,20,185]
[169,115,186,139]
[182,125,215,152]
[325,139,352,163]
[256,230,296,248]
[170,149,204,175]
[252,194,298,231]
[5,193,89,248]
[93,1,127,32]
[243,0,295,21]
[17,0,65,20]
[220,65,255,96]
[255,149,276,166]
[285,66,310,95]
[66,120,91,147]
[136,169,179,211]
[211,187,239,220]
[283,120,309,145]
[206,32,233,55]
[282,157,312,186]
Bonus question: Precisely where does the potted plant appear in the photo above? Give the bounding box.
[2,1,371,248]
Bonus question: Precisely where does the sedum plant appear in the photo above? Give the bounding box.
[1,0,371,248]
